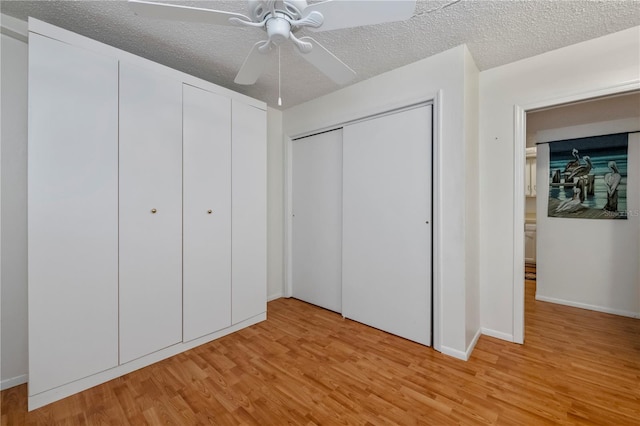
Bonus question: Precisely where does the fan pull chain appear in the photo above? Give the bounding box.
[277,45,282,107]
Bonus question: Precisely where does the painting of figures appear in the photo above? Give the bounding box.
[548,133,628,219]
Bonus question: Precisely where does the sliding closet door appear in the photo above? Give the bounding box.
[231,101,267,324]
[183,84,232,342]
[28,33,119,395]
[119,62,183,363]
[292,129,343,312]
[342,105,432,346]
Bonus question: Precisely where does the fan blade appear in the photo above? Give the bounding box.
[235,42,271,85]
[295,37,356,85]
[303,0,416,32]
[129,0,252,26]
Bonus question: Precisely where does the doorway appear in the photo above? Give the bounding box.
[519,91,640,333]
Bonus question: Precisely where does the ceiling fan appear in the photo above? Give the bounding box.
[129,0,417,86]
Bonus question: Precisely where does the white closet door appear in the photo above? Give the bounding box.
[342,105,432,346]
[119,62,183,363]
[28,33,119,394]
[183,84,232,342]
[292,129,343,312]
[231,101,267,324]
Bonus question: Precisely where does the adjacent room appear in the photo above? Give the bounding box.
[1,1,639,424]
[525,92,640,319]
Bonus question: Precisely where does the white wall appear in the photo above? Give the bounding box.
[464,48,481,349]
[535,123,639,318]
[267,107,284,301]
[1,29,29,389]
[479,26,640,340]
[284,45,480,358]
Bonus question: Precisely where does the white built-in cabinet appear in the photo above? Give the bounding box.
[525,223,537,264]
[28,32,119,397]
[231,101,268,324]
[183,84,232,342]
[119,62,184,363]
[526,147,537,197]
[27,19,266,410]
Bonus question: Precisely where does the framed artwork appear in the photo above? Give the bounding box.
[547,133,628,219]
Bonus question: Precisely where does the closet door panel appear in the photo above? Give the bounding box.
[28,33,119,395]
[183,84,232,341]
[292,129,343,312]
[231,101,267,324]
[119,62,183,363]
[342,105,432,346]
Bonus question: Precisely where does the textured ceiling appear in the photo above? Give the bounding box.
[2,1,639,109]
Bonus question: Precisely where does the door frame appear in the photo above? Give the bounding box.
[284,92,443,351]
[511,81,640,344]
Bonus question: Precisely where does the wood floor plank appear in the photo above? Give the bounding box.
[3,271,640,425]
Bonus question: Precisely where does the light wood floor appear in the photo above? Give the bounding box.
[3,273,639,425]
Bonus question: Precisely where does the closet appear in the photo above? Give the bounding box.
[28,31,120,397]
[342,105,432,346]
[292,129,343,313]
[292,105,433,346]
[231,101,268,325]
[119,62,183,363]
[182,84,232,342]
[27,19,266,410]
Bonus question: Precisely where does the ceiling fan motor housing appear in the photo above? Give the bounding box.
[266,14,291,44]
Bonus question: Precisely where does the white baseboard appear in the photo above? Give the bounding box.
[439,345,467,361]
[481,327,515,342]
[1,374,28,391]
[465,328,481,360]
[267,292,283,302]
[535,295,640,319]
[440,328,482,362]
[29,313,266,411]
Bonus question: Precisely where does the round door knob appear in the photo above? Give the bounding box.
[151,208,157,214]
[207,210,213,214]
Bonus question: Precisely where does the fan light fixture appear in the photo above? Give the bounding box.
[129,0,418,105]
